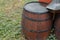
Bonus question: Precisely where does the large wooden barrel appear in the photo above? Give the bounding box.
[21,2,53,40]
[54,13,60,40]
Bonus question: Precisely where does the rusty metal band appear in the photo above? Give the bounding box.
[55,16,60,20]
[54,25,60,32]
[56,15,60,18]
[55,29,60,32]
[24,37,42,40]
[22,14,52,22]
[55,14,60,18]
[22,26,50,40]
[22,26,50,33]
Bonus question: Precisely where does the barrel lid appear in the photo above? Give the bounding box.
[46,0,60,10]
[24,2,48,14]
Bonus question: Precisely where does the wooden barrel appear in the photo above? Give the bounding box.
[46,10,60,32]
[54,13,60,40]
[21,2,53,40]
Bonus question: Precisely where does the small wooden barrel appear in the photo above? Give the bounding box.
[54,13,60,40]
[21,2,53,40]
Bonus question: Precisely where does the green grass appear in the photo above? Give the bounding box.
[0,0,23,40]
[0,0,57,40]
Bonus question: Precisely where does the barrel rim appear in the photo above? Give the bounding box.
[23,1,49,14]
[23,8,49,14]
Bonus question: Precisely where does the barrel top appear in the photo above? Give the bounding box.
[46,0,60,10]
[24,2,48,14]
